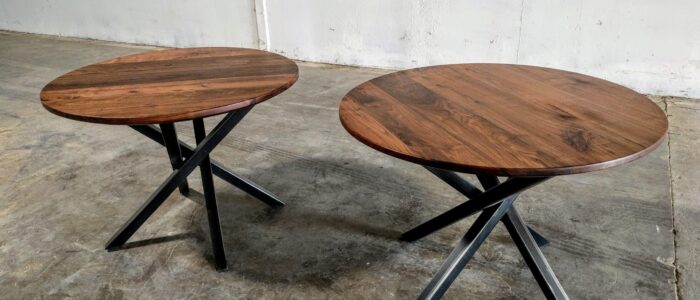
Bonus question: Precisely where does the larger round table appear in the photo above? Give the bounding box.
[339,64,667,299]
[41,47,298,271]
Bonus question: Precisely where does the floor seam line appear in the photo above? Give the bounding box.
[665,98,681,300]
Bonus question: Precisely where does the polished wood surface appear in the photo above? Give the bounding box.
[41,47,298,124]
[340,64,668,176]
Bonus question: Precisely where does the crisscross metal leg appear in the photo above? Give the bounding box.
[479,175,567,300]
[418,195,518,299]
[401,172,548,242]
[160,123,190,195]
[501,209,567,299]
[193,118,227,271]
[476,174,550,246]
[105,107,253,271]
[130,124,285,207]
[402,167,547,245]
[412,172,567,299]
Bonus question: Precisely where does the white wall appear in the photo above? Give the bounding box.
[264,0,700,98]
[1,0,698,97]
[0,0,258,48]
[517,0,700,98]
[265,1,523,70]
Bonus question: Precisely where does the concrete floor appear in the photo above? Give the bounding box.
[0,31,698,299]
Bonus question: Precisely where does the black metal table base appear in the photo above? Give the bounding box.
[105,106,284,271]
[404,168,568,299]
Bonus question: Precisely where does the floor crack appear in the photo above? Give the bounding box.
[664,98,682,300]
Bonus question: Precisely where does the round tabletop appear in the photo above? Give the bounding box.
[41,47,298,125]
[339,64,668,176]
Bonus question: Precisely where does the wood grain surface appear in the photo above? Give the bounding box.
[339,64,668,176]
[41,47,298,124]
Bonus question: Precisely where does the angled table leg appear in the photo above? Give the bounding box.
[401,173,549,242]
[478,175,566,299]
[502,207,567,299]
[129,124,285,207]
[160,123,190,195]
[402,167,548,246]
[193,118,227,271]
[477,174,548,246]
[413,174,567,299]
[105,108,252,271]
[418,195,518,300]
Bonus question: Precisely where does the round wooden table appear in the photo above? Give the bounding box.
[339,64,667,299]
[41,47,298,271]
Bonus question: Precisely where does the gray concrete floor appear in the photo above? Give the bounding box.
[0,30,698,299]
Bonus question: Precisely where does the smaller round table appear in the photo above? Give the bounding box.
[41,47,298,271]
[339,64,667,299]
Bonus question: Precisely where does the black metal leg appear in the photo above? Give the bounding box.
[401,176,549,241]
[478,175,563,298]
[418,195,518,300]
[130,124,285,207]
[160,123,190,195]
[106,108,251,255]
[403,169,548,246]
[212,165,285,207]
[413,173,567,299]
[477,175,549,247]
[502,208,567,299]
[425,166,482,199]
[193,118,228,271]
[476,174,500,191]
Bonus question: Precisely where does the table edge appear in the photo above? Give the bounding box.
[40,77,297,125]
[39,47,299,125]
[339,105,669,177]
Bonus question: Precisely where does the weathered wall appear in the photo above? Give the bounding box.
[264,0,700,97]
[0,0,258,48]
[1,0,698,97]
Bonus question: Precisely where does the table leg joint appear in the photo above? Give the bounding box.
[129,123,285,207]
[412,172,566,299]
[401,174,549,242]
[105,108,253,271]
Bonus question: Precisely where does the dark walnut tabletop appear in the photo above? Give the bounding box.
[339,64,668,176]
[40,47,298,125]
